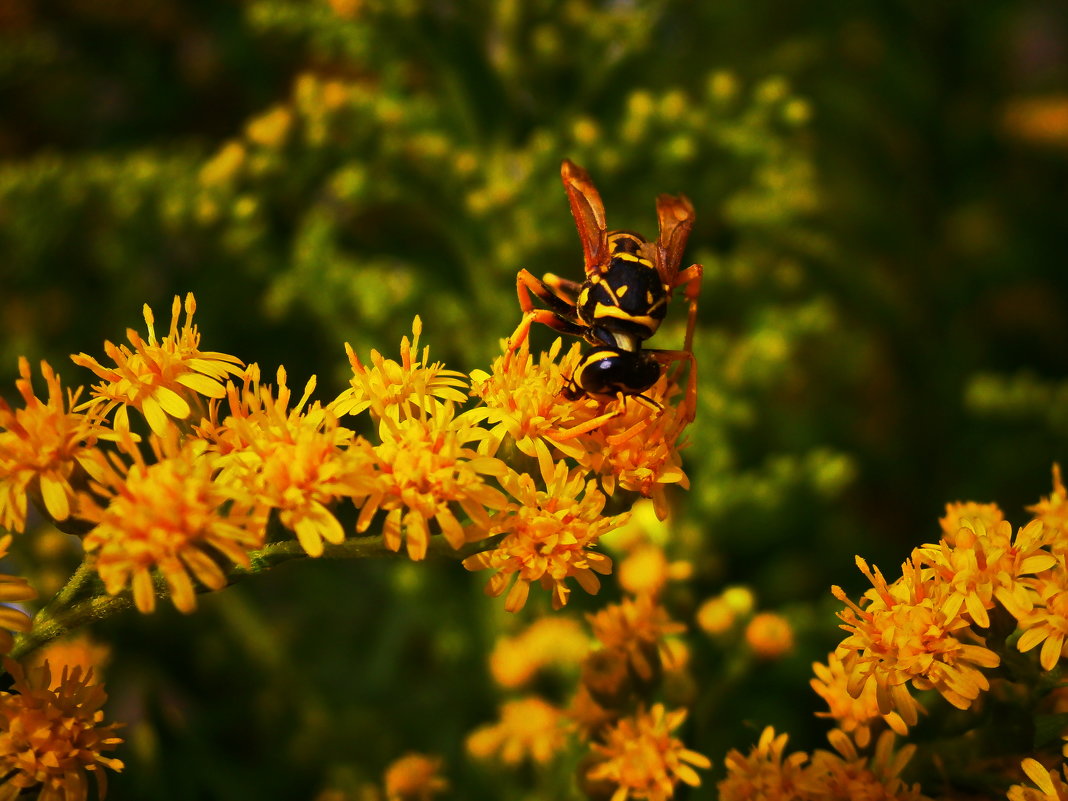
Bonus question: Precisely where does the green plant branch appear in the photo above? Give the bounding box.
[9,531,500,662]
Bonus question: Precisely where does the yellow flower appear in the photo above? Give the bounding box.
[1017,575,1068,671]
[466,697,566,766]
[0,358,108,532]
[1029,465,1068,554]
[810,652,909,749]
[468,338,617,465]
[1009,759,1068,801]
[832,555,999,724]
[571,374,690,521]
[587,594,685,682]
[463,459,619,612]
[489,616,589,689]
[917,518,1053,626]
[0,535,36,654]
[0,658,123,801]
[617,544,691,597]
[71,294,244,435]
[383,752,448,801]
[939,500,1004,544]
[203,365,374,557]
[798,729,930,801]
[27,634,110,690]
[332,316,468,421]
[586,704,711,801]
[745,611,795,659]
[358,403,509,561]
[718,726,808,801]
[79,430,266,614]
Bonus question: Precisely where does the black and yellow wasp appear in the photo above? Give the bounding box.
[507,159,702,423]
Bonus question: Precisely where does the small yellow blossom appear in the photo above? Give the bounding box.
[718,726,808,801]
[938,500,1005,544]
[199,141,246,186]
[1029,465,1068,553]
[587,594,685,682]
[358,403,509,561]
[810,652,909,749]
[71,294,244,435]
[463,459,619,612]
[0,358,109,532]
[618,544,691,597]
[572,374,690,520]
[798,729,929,801]
[1009,758,1068,801]
[696,596,738,635]
[383,752,448,801]
[203,365,375,557]
[245,106,293,149]
[0,535,36,654]
[0,659,124,801]
[27,634,110,690]
[332,317,468,421]
[468,338,614,466]
[79,430,265,614]
[466,697,566,766]
[745,611,795,659]
[833,555,999,724]
[586,704,711,801]
[697,586,757,635]
[1017,575,1068,671]
[917,518,1053,626]
[489,617,589,689]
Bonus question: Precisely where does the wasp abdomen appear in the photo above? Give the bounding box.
[567,348,662,398]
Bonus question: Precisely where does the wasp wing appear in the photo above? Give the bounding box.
[655,193,695,286]
[561,159,609,277]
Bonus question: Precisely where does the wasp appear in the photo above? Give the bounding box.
[506,159,702,423]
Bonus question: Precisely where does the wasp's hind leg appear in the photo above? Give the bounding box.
[645,347,698,427]
[671,263,703,354]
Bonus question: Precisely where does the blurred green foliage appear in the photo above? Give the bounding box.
[2,0,1067,799]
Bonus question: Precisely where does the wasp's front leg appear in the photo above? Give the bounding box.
[505,269,586,361]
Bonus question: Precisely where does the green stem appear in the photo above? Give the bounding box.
[9,532,499,661]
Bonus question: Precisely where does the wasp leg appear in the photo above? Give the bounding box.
[506,269,585,358]
[541,272,584,305]
[645,347,697,426]
[671,263,703,354]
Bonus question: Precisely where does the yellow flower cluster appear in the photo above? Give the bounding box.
[718,726,928,801]
[829,472,1068,728]
[0,295,694,622]
[0,658,124,801]
[468,591,709,801]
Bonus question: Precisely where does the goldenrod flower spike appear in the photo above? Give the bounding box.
[463,459,621,612]
[78,429,265,614]
[466,697,566,766]
[586,704,711,801]
[0,658,124,801]
[201,364,369,558]
[333,316,468,421]
[0,358,109,532]
[359,402,509,561]
[0,535,36,655]
[71,293,243,435]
